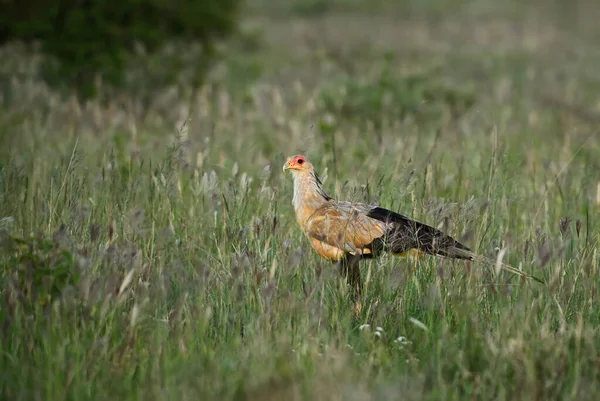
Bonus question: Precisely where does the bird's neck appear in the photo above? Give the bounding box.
[292,170,332,224]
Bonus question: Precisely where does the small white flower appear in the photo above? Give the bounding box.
[359,324,370,331]
[394,335,412,349]
[375,326,384,333]
[374,331,382,338]
[394,336,409,344]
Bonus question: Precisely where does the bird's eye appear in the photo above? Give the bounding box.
[297,159,304,164]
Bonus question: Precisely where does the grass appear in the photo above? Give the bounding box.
[2,0,600,399]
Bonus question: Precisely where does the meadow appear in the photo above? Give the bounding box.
[2,0,600,399]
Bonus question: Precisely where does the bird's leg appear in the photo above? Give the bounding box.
[340,254,362,315]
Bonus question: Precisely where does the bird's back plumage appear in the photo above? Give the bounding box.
[303,201,386,260]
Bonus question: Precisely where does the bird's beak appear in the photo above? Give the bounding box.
[282,159,292,172]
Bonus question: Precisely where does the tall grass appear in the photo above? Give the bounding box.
[2,1,600,400]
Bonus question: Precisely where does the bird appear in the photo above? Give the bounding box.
[282,154,542,314]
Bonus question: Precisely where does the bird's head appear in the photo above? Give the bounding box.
[283,155,313,174]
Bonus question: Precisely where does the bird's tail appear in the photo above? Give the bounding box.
[366,207,543,283]
[443,246,544,283]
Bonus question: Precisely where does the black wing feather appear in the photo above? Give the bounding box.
[366,207,471,258]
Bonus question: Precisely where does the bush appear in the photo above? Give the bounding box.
[0,0,242,99]
[1,226,80,313]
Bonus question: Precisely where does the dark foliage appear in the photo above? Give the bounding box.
[0,0,242,98]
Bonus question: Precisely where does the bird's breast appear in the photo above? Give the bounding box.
[308,237,373,262]
[309,238,345,261]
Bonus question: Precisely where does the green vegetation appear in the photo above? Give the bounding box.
[0,0,241,99]
[2,0,600,399]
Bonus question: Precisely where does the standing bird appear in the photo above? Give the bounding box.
[282,155,542,314]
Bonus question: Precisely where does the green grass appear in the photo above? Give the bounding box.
[2,1,600,400]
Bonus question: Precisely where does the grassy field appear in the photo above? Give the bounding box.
[2,0,600,399]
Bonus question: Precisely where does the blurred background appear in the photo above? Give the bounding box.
[1,0,600,166]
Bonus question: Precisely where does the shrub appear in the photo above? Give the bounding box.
[1,226,80,313]
[0,0,242,99]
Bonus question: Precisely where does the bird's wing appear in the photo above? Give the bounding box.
[304,202,386,254]
[365,206,469,256]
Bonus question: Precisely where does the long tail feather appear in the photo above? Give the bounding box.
[366,207,543,283]
[447,247,544,283]
[368,207,472,257]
